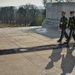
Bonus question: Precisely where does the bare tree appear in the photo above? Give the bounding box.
[16,4,38,26]
[43,0,47,7]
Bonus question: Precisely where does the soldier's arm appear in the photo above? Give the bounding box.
[66,18,68,28]
[74,17,75,28]
[68,18,70,28]
[65,18,68,25]
[63,18,68,25]
[74,17,75,25]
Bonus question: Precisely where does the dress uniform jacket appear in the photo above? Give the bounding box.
[59,16,68,29]
[68,16,75,30]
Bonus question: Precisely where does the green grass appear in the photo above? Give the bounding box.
[35,14,45,26]
[0,23,18,27]
[0,26,2,28]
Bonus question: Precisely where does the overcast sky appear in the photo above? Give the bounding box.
[0,0,43,6]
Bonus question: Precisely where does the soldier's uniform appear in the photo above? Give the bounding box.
[58,11,68,42]
[67,11,75,45]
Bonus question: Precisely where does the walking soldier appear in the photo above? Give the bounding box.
[57,11,68,43]
[67,11,75,46]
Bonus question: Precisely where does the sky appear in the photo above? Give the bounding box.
[0,0,75,7]
[0,0,44,6]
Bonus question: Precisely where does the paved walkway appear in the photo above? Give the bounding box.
[0,27,75,75]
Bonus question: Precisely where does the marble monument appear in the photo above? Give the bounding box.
[42,1,75,28]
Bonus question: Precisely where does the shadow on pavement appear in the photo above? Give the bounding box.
[0,43,75,75]
[61,46,75,75]
[45,44,75,75]
[28,27,60,38]
[45,44,63,69]
[0,44,66,56]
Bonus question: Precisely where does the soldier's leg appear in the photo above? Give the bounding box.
[67,30,73,45]
[64,29,68,41]
[57,30,63,42]
[58,29,64,42]
[72,30,75,41]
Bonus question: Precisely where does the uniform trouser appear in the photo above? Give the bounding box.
[59,29,68,41]
[67,30,75,44]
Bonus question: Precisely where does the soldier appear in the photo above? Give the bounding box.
[66,11,75,46]
[57,11,68,43]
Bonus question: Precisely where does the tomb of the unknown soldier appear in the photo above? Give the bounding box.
[42,1,75,28]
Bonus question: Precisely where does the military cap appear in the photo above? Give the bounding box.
[62,11,66,14]
[70,11,74,14]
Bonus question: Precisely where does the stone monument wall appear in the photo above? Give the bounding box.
[42,2,75,28]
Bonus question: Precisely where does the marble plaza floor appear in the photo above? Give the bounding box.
[0,26,75,75]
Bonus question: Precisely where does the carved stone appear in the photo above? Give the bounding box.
[42,2,75,28]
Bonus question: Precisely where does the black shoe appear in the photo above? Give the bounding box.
[66,44,69,48]
[57,40,61,42]
[63,42,67,44]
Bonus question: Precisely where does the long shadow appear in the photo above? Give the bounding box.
[45,43,75,75]
[45,44,63,69]
[0,44,66,56]
[28,27,60,38]
[61,45,75,75]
